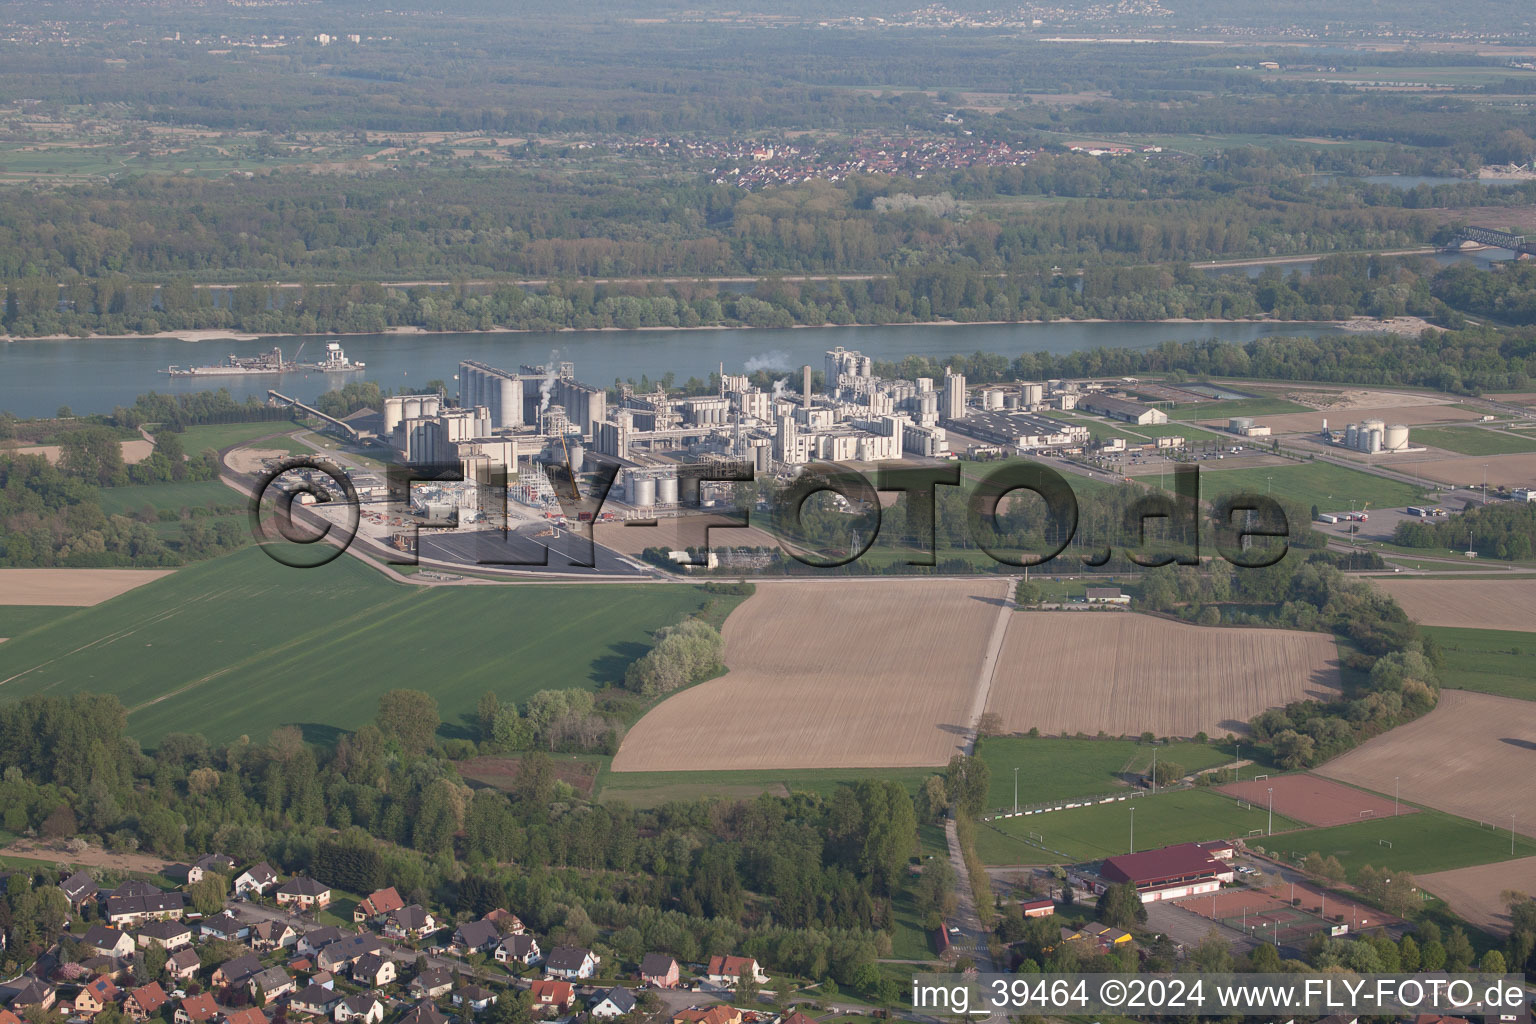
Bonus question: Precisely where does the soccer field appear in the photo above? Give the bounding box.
[0,548,712,745]
[974,788,1298,865]
[1261,809,1536,879]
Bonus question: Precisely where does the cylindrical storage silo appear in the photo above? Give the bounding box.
[498,378,517,429]
[985,389,1004,410]
[1230,417,1254,433]
[1385,424,1410,451]
[632,476,655,508]
[657,475,679,505]
[1004,393,1021,410]
[404,397,423,420]
[1362,418,1386,434]
[1368,428,1383,453]
[1345,424,1359,450]
[384,397,404,435]
[423,395,440,417]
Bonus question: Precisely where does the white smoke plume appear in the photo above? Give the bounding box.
[744,350,793,373]
[770,378,788,401]
[537,350,559,418]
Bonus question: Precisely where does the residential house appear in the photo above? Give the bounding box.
[543,946,598,980]
[275,877,331,909]
[81,924,135,960]
[212,954,263,990]
[250,919,297,952]
[779,1012,816,1024]
[407,968,453,1001]
[0,1010,15,1024]
[78,956,122,981]
[125,983,169,1022]
[637,953,679,989]
[383,905,439,942]
[315,933,382,973]
[4,979,55,1013]
[74,975,120,1017]
[167,948,201,983]
[483,909,524,935]
[333,995,383,1024]
[353,888,404,924]
[704,955,766,988]
[290,984,345,1018]
[174,993,219,1024]
[398,1002,449,1024]
[295,926,345,957]
[60,871,99,908]
[451,986,497,1015]
[246,967,294,1003]
[233,863,278,897]
[672,1007,739,1024]
[189,854,236,884]
[588,988,636,1019]
[222,1009,270,1024]
[106,890,187,926]
[137,919,193,951]
[200,911,249,943]
[527,981,574,1016]
[349,954,395,988]
[451,919,499,955]
[494,934,541,967]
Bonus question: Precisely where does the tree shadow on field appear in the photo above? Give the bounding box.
[591,640,651,686]
[970,595,1009,607]
[292,722,346,746]
[1218,719,1250,734]
[1501,737,1536,751]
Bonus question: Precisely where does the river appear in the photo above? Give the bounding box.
[0,320,1353,418]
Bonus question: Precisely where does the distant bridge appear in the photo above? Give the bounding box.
[1458,225,1536,255]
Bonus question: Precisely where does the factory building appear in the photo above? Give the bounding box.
[1335,418,1411,454]
[1079,394,1168,425]
[943,371,967,420]
[958,410,1091,451]
[459,361,525,430]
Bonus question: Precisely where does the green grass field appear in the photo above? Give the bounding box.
[1178,460,1429,512]
[96,479,245,517]
[974,736,1251,813]
[596,765,938,808]
[170,421,303,454]
[1421,625,1536,700]
[1409,426,1536,456]
[975,788,1299,865]
[1166,398,1311,422]
[1261,808,1536,879]
[0,547,714,746]
[0,606,73,640]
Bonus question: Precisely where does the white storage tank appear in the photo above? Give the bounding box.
[383,397,405,435]
[632,476,656,508]
[404,397,423,420]
[1368,428,1384,453]
[422,395,441,417]
[1345,423,1359,449]
[984,389,1004,411]
[1229,417,1255,433]
[657,475,679,505]
[1384,424,1410,451]
[1021,382,1044,405]
[498,378,518,429]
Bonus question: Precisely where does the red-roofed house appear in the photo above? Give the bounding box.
[528,980,574,1015]
[223,1008,270,1024]
[1021,898,1055,918]
[126,983,169,1022]
[175,993,220,1024]
[75,975,121,1016]
[353,887,404,923]
[704,955,766,987]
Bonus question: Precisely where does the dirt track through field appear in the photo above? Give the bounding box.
[1317,690,1536,838]
[1372,578,1536,631]
[0,568,176,606]
[1419,856,1536,936]
[984,613,1341,739]
[611,578,1010,771]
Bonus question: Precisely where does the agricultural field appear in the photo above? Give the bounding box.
[1405,451,1536,491]
[0,607,68,641]
[974,788,1297,865]
[1316,691,1536,840]
[974,736,1242,813]
[610,578,1009,772]
[0,568,175,606]
[0,547,713,745]
[1373,578,1536,632]
[593,765,938,809]
[1260,808,1536,879]
[1418,856,1536,937]
[1220,775,1411,828]
[95,479,246,517]
[1181,460,1430,511]
[171,421,304,454]
[1419,626,1536,699]
[1411,426,1536,456]
[5,438,154,465]
[984,613,1341,739]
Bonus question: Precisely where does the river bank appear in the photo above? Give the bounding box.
[2,314,1401,346]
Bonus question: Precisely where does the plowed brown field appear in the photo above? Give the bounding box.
[1403,452,1536,491]
[611,578,1008,771]
[1372,578,1536,632]
[1419,856,1536,936]
[984,613,1341,738]
[1317,690,1536,838]
[0,568,176,606]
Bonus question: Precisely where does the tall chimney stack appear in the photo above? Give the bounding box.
[801,365,812,410]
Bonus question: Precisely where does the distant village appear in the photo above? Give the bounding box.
[1,858,781,1024]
